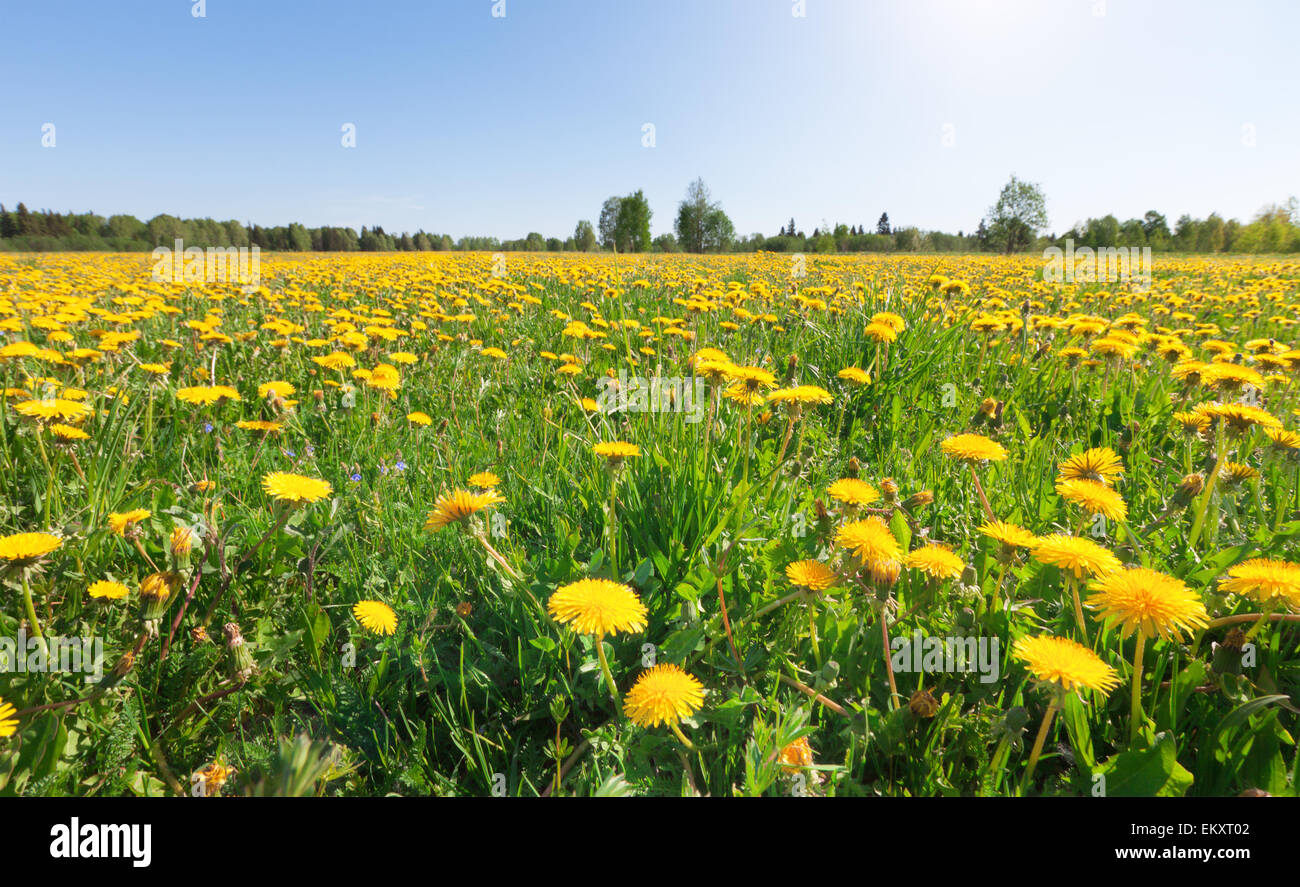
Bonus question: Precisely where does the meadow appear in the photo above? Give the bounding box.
[1,250,1299,797]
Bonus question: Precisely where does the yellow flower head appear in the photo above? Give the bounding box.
[940,433,1008,463]
[1055,478,1128,521]
[785,559,838,591]
[1219,558,1300,609]
[837,367,871,386]
[547,578,648,636]
[353,600,398,636]
[1087,567,1209,641]
[262,472,333,505]
[48,423,90,442]
[906,545,966,580]
[1013,634,1121,694]
[15,398,92,423]
[593,441,640,462]
[836,517,902,567]
[979,520,1037,550]
[108,509,151,536]
[89,579,130,600]
[1031,534,1121,579]
[827,478,880,507]
[0,697,18,739]
[623,664,705,728]
[766,385,834,409]
[0,532,62,565]
[468,471,501,489]
[175,385,241,406]
[778,736,814,774]
[424,489,505,531]
[1057,447,1124,486]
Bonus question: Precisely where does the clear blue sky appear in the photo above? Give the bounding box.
[1,0,1296,239]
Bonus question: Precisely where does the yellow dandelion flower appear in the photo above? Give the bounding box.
[1057,447,1124,486]
[785,559,838,591]
[424,489,505,531]
[261,472,333,504]
[906,545,966,580]
[1055,478,1128,521]
[836,517,902,566]
[979,520,1037,550]
[1087,567,1209,641]
[547,578,648,636]
[623,664,705,728]
[826,478,880,507]
[353,600,398,636]
[0,532,62,565]
[1013,635,1121,694]
[940,433,1008,463]
[468,471,500,489]
[1220,559,1300,609]
[88,580,129,600]
[1031,534,1121,578]
[108,509,151,536]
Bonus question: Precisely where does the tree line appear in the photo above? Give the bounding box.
[3,177,1298,254]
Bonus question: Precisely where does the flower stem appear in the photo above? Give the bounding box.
[1187,428,1228,550]
[669,721,696,752]
[21,572,44,641]
[881,611,899,710]
[1129,631,1147,743]
[1019,693,1061,795]
[595,634,623,719]
[1068,575,1089,644]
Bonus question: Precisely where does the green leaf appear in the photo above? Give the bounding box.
[1059,693,1095,769]
[1094,734,1193,797]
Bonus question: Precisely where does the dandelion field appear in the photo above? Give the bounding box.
[2,250,1300,798]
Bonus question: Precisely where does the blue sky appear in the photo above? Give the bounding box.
[1,0,1296,239]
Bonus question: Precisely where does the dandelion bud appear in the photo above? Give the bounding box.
[313,389,325,403]
[867,558,901,591]
[1212,627,1247,676]
[979,397,998,417]
[170,526,194,563]
[138,570,181,629]
[112,650,136,680]
[1173,473,1205,507]
[846,457,861,478]
[191,626,211,644]
[908,688,940,719]
[904,490,934,510]
[224,622,256,681]
[456,601,473,619]
[880,477,899,504]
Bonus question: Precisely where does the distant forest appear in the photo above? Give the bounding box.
[2,195,1298,255]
